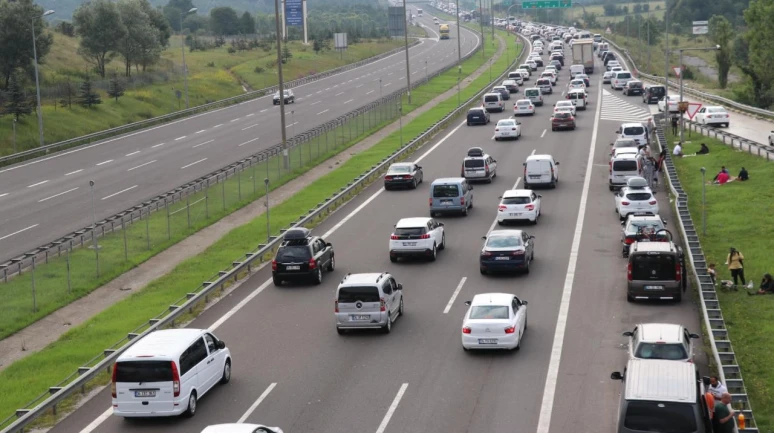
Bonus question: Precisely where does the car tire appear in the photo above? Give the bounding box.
[398,297,404,316]
[272,276,282,286]
[220,360,232,384]
[461,205,468,216]
[184,392,197,418]
[524,182,530,189]
[412,179,418,189]
[337,327,345,335]
[627,294,634,303]
[480,267,487,275]
[439,234,446,250]
[314,268,323,285]
[390,255,397,263]
[327,255,335,271]
[552,127,556,131]
[675,293,682,303]
[429,244,437,262]
[382,315,392,333]
[467,122,471,126]
[524,259,530,274]
[494,137,499,141]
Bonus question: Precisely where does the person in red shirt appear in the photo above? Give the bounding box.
[717,170,730,184]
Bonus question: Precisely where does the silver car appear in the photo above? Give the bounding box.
[335,273,404,334]
[622,323,699,362]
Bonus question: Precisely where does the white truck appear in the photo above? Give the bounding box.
[571,40,594,74]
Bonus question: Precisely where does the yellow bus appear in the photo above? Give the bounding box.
[439,24,450,39]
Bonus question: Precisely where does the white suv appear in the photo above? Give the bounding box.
[615,185,659,220]
[389,217,446,262]
[623,323,699,362]
[497,189,542,225]
[335,272,404,334]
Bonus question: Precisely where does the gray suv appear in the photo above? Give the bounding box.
[627,241,685,302]
[335,273,404,334]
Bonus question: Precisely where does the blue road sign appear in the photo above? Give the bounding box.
[285,0,303,26]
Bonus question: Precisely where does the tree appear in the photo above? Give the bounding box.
[313,38,322,54]
[709,15,734,89]
[4,74,32,120]
[643,4,650,13]
[116,0,155,77]
[0,0,54,90]
[633,4,642,13]
[183,14,209,33]
[78,77,102,108]
[107,72,125,101]
[239,11,255,34]
[640,17,662,46]
[602,3,617,16]
[59,79,77,108]
[281,44,292,63]
[209,7,240,36]
[134,0,172,73]
[741,0,774,107]
[73,0,127,78]
[162,0,195,32]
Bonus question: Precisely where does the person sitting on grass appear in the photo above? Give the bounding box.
[737,167,749,181]
[715,170,730,185]
[673,142,684,157]
[697,143,710,154]
[748,273,774,295]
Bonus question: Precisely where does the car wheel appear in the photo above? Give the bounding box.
[398,297,404,316]
[439,234,446,250]
[382,315,392,333]
[467,122,471,126]
[552,127,556,131]
[627,294,634,303]
[429,244,437,262]
[337,327,345,335]
[524,259,530,274]
[220,360,232,384]
[327,255,335,271]
[412,179,418,189]
[184,392,197,418]
[524,182,530,189]
[495,137,499,141]
[272,276,282,286]
[675,292,682,302]
[480,267,487,275]
[389,255,397,263]
[314,268,323,285]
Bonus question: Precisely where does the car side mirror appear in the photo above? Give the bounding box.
[464,300,471,306]
[689,333,700,339]
[616,129,621,134]
[416,166,422,169]
[537,194,542,198]
[620,221,625,226]
[521,300,528,305]
[217,340,226,349]
[610,142,614,146]
[611,372,624,381]
[702,376,711,386]
[622,331,633,337]
[529,235,535,239]
[438,222,444,226]
[555,161,560,165]
[498,196,503,199]
[397,283,403,291]
[326,242,333,248]
[468,185,473,190]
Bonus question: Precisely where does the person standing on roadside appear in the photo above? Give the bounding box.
[713,393,736,433]
[726,247,746,286]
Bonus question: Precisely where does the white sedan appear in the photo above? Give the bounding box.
[513,99,536,116]
[525,59,538,70]
[462,292,528,351]
[202,425,284,433]
[658,95,681,113]
[494,119,522,140]
[567,80,587,94]
[695,106,730,127]
[603,71,614,84]
[554,100,576,116]
[497,189,541,224]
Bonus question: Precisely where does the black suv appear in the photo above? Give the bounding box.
[272,228,335,286]
[466,107,490,125]
[642,85,666,104]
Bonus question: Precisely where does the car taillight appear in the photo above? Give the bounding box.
[271,259,277,271]
[624,238,635,245]
[621,201,630,206]
[309,257,317,270]
[462,327,472,334]
[385,176,393,180]
[111,363,118,398]
[504,326,516,334]
[627,263,633,281]
[171,361,180,397]
[512,250,525,256]
[676,263,682,282]
[390,234,399,240]
[569,116,574,121]
[460,196,465,206]
[380,298,386,312]
[429,198,432,206]
[495,128,500,131]
[525,204,535,211]
[420,234,430,239]
[566,95,570,99]
[334,300,339,313]
[498,205,507,211]
[481,251,492,256]
[529,105,534,109]
[649,200,657,205]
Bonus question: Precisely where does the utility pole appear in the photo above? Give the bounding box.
[456,0,462,66]
[402,0,412,104]
[32,10,54,148]
[479,0,485,58]
[274,0,289,167]
[180,8,197,109]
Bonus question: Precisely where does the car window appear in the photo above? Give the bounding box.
[623,401,697,433]
[626,192,653,201]
[464,159,485,168]
[707,107,724,113]
[486,236,522,248]
[623,126,645,136]
[502,196,530,205]
[626,221,664,233]
[484,95,499,102]
[382,281,392,295]
[469,305,510,319]
[115,361,173,383]
[389,165,412,173]
[498,120,516,126]
[337,286,380,303]
[180,338,208,375]
[525,90,539,96]
[635,343,689,360]
[616,73,632,79]
[613,160,638,171]
[554,112,571,119]
[518,100,532,106]
[631,254,677,280]
[433,184,460,197]
[277,245,311,261]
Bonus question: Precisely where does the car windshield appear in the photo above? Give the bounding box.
[469,305,510,319]
[613,160,638,171]
[626,192,653,201]
[632,254,677,280]
[623,126,645,136]
[115,361,173,383]
[635,342,689,360]
[486,235,522,248]
[433,184,459,197]
[554,112,571,119]
[623,401,697,433]
[502,196,530,205]
[277,245,311,261]
[389,165,412,173]
[338,286,380,303]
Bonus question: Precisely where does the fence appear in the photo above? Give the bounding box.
[0,41,421,167]
[0,30,527,433]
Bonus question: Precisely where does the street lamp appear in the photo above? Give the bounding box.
[455,0,462,67]
[89,180,100,277]
[398,103,403,146]
[31,9,54,148]
[700,167,706,236]
[673,45,721,141]
[264,178,270,243]
[12,118,17,154]
[273,0,289,168]
[402,0,412,104]
[180,7,197,109]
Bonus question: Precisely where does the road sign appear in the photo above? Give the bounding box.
[605,27,611,34]
[522,0,572,9]
[692,20,709,35]
[673,66,682,77]
[285,0,303,26]
[686,103,702,120]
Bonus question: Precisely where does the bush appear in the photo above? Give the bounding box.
[206,61,215,67]
[254,66,265,74]
[227,46,236,54]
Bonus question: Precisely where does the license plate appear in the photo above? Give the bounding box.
[350,315,370,321]
[472,117,479,119]
[394,176,403,179]
[509,213,522,216]
[639,238,651,242]
[135,390,156,398]
[478,339,498,344]
[530,175,541,178]
[495,256,510,260]
[402,242,417,246]
[501,132,510,136]
[286,265,300,270]
[644,285,664,290]
[441,199,452,204]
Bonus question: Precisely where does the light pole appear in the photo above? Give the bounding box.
[89,180,99,277]
[379,78,383,99]
[674,45,721,141]
[478,0,485,58]
[12,118,17,154]
[32,10,53,148]
[402,0,412,104]
[398,103,403,146]
[264,178,270,243]
[506,4,520,65]
[180,7,197,109]
[489,0,494,46]
[274,0,289,168]
[455,0,462,67]
[700,167,706,236]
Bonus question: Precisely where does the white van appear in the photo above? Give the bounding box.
[482,92,504,112]
[111,329,232,418]
[612,71,634,90]
[523,154,560,189]
[566,89,587,110]
[618,122,649,146]
[609,153,643,191]
[569,64,584,78]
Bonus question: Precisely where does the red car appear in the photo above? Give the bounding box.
[550,112,576,131]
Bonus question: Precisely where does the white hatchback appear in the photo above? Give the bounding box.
[494,119,522,140]
[615,186,659,220]
[540,71,557,85]
[695,106,730,127]
[513,99,536,116]
[497,189,541,224]
[623,323,700,363]
[554,100,576,116]
[462,293,528,351]
[389,217,445,262]
[568,79,587,94]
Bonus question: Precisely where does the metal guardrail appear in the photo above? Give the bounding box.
[0,41,421,168]
[657,122,759,432]
[0,30,527,433]
[602,37,774,120]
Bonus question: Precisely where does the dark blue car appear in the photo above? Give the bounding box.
[466,107,490,126]
[479,230,535,275]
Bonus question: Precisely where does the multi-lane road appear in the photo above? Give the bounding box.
[46,42,708,433]
[0,14,478,264]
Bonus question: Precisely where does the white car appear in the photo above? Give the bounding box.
[610,66,623,74]
[525,59,538,71]
[462,293,528,351]
[513,99,536,116]
[494,119,522,140]
[615,186,659,220]
[544,65,558,75]
[518,65,532,77]
[623,323,700,363]
[658,95,681,113]
[554,100,576,116]
[568,79,587,94]
[202,425,283,433]
[389,217,445,261]
[497,189,541,224]
[607,60,621,71]
[575,73,589,86]
[603,71,614,84]
[532,46,543,55]
[540,71,557,85]
[695,106,730,127]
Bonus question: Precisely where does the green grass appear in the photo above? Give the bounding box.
[668,130,774,432]
[577,1,666,24]
[0,29,523,428]
[0,36,404,156]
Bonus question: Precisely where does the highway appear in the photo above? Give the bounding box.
[0,14,478,265]
[46,44,708,433]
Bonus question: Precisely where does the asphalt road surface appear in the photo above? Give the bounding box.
[45,45,708,433]
[0,14,479,264]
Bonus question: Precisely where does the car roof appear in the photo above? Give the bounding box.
[623,359,696,402]
[119,329,206,360]
[468,107,485,111]
[493,85,507,89]
[706,106,726,110]
[389,162,413,168]
[202,425,279,433]
[497,118,516,123]
[632,241,674,253]
[527,154,554,161]
[626,215,662,224]
[621,122,645,127]
[431,177,466,184]
[339,272,388,287]
[637,323,684,343]
[502,189,532,197]
[516,99,532,103]
[471,292,516,306]
[396,217,431,228]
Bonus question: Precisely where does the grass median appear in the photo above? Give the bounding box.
[0,31,523,427]
[668,130,773,431]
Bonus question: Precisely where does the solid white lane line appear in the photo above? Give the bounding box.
[196,129,207,134]
[536,80,603,433]
[127,160,157,171]
[325,87,331,90]
[242,124,259,130]
[388,72,394,76]
[246,113,255,117]
[317,109,329,115]
[230,118,240,122]
[211,278,273,329]
[125,151,140,157]
[366,90,375,95]
[384,83,392,87]
[38,187,79,203]
[175,136,186,141]
[0,224,39,242]
[101,185,138,200]
[65,169,83,176]
[192,139,214,149]
[316,90,322,94]
[78,408,111,433]
[335,92,345,96]
[214,124,224,128]
[344,99,354,104]
[181,158,207,169]
[237,383,277,423]
[486,177,522,236]
[285,122,298,128]
[27,180,49,188]
[375,383,409,433]
[444,277,467,314]
[152,143,165,148]
[238,138,260,147]
[260,109,268,113]
[541,129,547,138]
[0,193,8,198]
[96,159,113,166]
[311,101,321,105]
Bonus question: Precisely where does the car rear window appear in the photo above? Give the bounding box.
[338,286,380,303]
[277,245,312,261]
[433,184,460,197]
[115,361,173,383]
[707,107,724,113]
[623,126,645,136]
[486,236,522,248]
[648,86,666,96]
[484,95,499,102]
[555,112,572,119]
[538,80,550,85]
[613,160,638,171]
[464,159,485,168]
[389,165,411,173]
[469,305,510,319]
[502,197,530,205]
[614,140,637,148]
[394,227,426,236]
[623,401,697,433]
[626,192,652,201]
[635,343,689,360]
[525,90,539,96]
[616,73,632,79]
[628,82,643,88]
[468,109,484,115]
[631,254,677,280]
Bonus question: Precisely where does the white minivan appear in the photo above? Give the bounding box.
[611,71,634,90]
[566,89,587,110]
[482,92,505,112]
[608,153,643,191]
[570,64,585,78]
[111,329,232,418]
[523,154,560,189]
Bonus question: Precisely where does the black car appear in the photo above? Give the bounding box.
[384,162,423,189]
[272,90,295,105]
[272,228,334,286]
[550,53,564,66]
[623,80,644,96]
[642,85,666,104]
[602,52,617,66]
[492,86,510,100]
[466,107,490,125]
[549,59,562,70]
